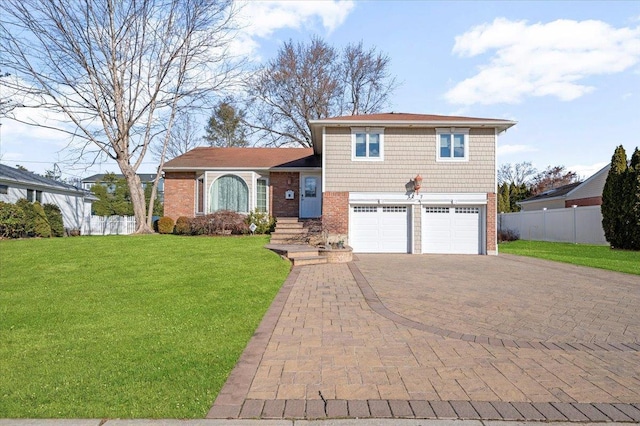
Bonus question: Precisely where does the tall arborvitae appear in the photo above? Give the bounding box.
[498,183,510,213]
[629,148,640,250]
[602,145,628,248]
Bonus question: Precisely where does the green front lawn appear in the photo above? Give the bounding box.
[499,240,640,275]
[0,235,290,418]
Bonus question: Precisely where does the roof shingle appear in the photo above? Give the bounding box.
[163,147,315,170]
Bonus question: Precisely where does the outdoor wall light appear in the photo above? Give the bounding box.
[413,174,423,194]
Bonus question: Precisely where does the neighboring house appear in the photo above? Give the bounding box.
[518,164,610,211]
[0,164,97,230]
[163,112,516,255]
[82,173,164,201]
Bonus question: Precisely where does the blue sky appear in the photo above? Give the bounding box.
[1,0,639,181]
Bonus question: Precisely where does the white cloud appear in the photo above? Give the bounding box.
[498,144,537,156]
[445,18,640,105]
[232,0,355,59]
[569,161,609,180]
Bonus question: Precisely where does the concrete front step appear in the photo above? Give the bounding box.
[264,244,326,266]
[292,256,327,266]
[276,217,300,223]
[275,222,305,229]
[285,250,321,259]
[271,228,307,235]
[269,237,309,245]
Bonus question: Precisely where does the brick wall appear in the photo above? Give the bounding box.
[164,171,196,220]
[486,192,497,255]
[565,196,602,208]
[270,172,300,217]
[322,191,349,236]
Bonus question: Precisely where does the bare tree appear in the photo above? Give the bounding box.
[245,37,396,148]
[0,0,238,233]
[153,111,203,161]
[498,162,537,186]
[342,42,397,115]
[203,97,248,147]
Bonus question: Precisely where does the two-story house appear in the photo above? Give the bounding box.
[162,113,516,254]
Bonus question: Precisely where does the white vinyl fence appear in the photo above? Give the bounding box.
[498,205,608,245]
[82,215,136,235]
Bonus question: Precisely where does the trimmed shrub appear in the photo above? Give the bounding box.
[32,202,51,238]
[190,210,248,235]
[16,198,36,236]
[0,201,26,238]
[245,210,276,234]
[498,228,520,242]
[157,216,175,234]
[174,216,191,235]
[43,204,65,237]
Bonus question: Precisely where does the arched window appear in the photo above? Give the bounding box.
[210,175,248,213]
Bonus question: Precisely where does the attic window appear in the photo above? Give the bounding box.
[0,184,7,194]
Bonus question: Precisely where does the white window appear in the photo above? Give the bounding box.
[352,128,384,161]
[196,176,205,214]
[256,178,268,212]
[210,174,249,213]
[436,128,469,162]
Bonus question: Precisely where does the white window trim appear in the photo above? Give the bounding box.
[351,127,384,161]
[436,127,469,162]
[256,176,269,214]
[195,174,205,215]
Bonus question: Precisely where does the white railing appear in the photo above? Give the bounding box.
[82,215,137,235]
[498,205,607,245]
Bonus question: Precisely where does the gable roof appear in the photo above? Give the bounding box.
[518,163,612,206]
[162,147,315,171]
[309,112,517,153]
[0,163,86,195]
[519,182,582,204]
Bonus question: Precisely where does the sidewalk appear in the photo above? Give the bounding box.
[0,420,636,426]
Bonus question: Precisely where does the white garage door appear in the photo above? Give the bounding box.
[350,205,410,253]
[422,206,481,254]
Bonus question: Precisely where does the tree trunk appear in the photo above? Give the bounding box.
[119,161,154,234]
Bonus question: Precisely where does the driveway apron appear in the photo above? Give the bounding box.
[208,254,640,421]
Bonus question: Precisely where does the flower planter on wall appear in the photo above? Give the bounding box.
[318,246,353,263]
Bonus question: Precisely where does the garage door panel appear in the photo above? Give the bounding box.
[422,206,481,254]
[350,205,409,253]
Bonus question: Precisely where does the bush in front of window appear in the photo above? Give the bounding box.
[156,216,175,234]
[15,198,36,236]
[0,201,26,238]
[246,209,276,234]
[32,202,52,238]
[43,204,65,237]
[189,210,248,235]
[174,216,191,235]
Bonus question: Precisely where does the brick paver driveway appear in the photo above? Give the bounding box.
[209,254,640,421]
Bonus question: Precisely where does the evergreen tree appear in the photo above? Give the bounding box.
[15,198,36,236]
[32,202,51,238]
[43,203,65,237]
[203,99,248,147]
[498,183,510,213]
[602,145,628,248]
[628,148,640,250]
